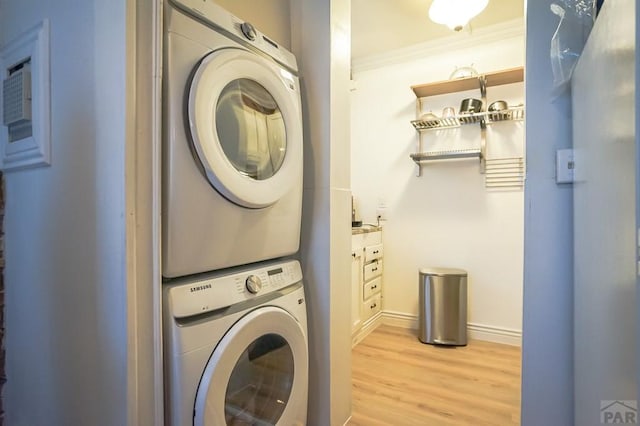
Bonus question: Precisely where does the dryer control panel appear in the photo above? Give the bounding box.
[167,260,302,319]
[169,0,298,73]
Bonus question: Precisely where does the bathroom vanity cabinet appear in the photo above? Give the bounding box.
[351,228,383,346]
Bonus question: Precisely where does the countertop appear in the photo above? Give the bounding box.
[351,225,382,235]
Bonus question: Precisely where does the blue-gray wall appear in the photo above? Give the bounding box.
[0,1,129,425]
[521,1,574,424]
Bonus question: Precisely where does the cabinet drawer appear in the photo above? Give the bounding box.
[364,244,383,262]
[363,276,382,300]
[351,234,364,252]
[364,260,382,282]
[362,294,382,323]
[363,231,382,246]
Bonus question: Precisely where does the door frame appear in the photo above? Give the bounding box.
[126,0,164,424]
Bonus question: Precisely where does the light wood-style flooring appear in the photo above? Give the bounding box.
[349,325,521,426]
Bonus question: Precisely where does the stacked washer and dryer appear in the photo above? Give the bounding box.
[161,1,308,425]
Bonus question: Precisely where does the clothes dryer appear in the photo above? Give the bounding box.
[163,0,303,278]
[163,259,308,425]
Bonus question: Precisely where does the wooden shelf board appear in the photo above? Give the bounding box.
[411,66,524,98]
[411,76,477,98]
[484,67,524,87]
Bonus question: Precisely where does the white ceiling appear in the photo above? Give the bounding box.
[351,0,524,59]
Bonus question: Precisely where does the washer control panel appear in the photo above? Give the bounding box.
[245,275,262,294]
[168,260,302,319]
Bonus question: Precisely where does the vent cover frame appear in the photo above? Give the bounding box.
[0,19,50,172]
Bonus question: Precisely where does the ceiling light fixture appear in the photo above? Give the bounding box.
[429,0,489,32]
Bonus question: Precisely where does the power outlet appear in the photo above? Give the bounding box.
[376,207,388,221]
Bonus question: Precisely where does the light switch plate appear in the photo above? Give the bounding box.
[556,149,574,184]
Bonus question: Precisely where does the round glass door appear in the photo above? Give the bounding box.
[194,307,308,426]
[216,79,286,181]
[188,49,302,209]
[225,333,293,424]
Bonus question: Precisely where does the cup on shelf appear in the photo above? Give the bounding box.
[420,111,439,122]
[442,107,456,118]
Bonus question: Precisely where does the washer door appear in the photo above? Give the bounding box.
[194,307,308,426]
[188,48,302,209]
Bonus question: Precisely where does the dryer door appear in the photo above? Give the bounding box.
[188,48,303,209]
[194,306,308,426]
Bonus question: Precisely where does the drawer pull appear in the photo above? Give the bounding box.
[372,267,378,272]
[370,303,377,309]
[373,250,379,254]
[371,285,377,289]
[352,252,356,258]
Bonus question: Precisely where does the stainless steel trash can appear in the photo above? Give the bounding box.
[418,267,468,346]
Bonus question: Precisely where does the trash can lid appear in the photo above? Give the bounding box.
[419,267,467,277]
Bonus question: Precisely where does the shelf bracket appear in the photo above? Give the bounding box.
[478,75,487,173]
[478,75,487,99]
[415,97,423,176]
[480,119,487,173]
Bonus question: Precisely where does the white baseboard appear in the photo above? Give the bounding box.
[381,311,522,347]
[467,323,522,346]
[351,313,383,347]
[382,310,419,329]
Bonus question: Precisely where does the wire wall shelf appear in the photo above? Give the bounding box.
[410,149,481,162]
[409,67,525,177]
[484,157,525,188]
[410,106,524,132]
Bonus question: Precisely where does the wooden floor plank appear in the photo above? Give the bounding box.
[349,325,521,426]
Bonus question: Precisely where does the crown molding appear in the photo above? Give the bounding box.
[352,18,525,74]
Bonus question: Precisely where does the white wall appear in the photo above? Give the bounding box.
[520,0,575,424]
[0,1,130,425]
[351,30,525,343]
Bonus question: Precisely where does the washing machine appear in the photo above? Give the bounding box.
[163,0,304,278]
[163,259,308,425]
